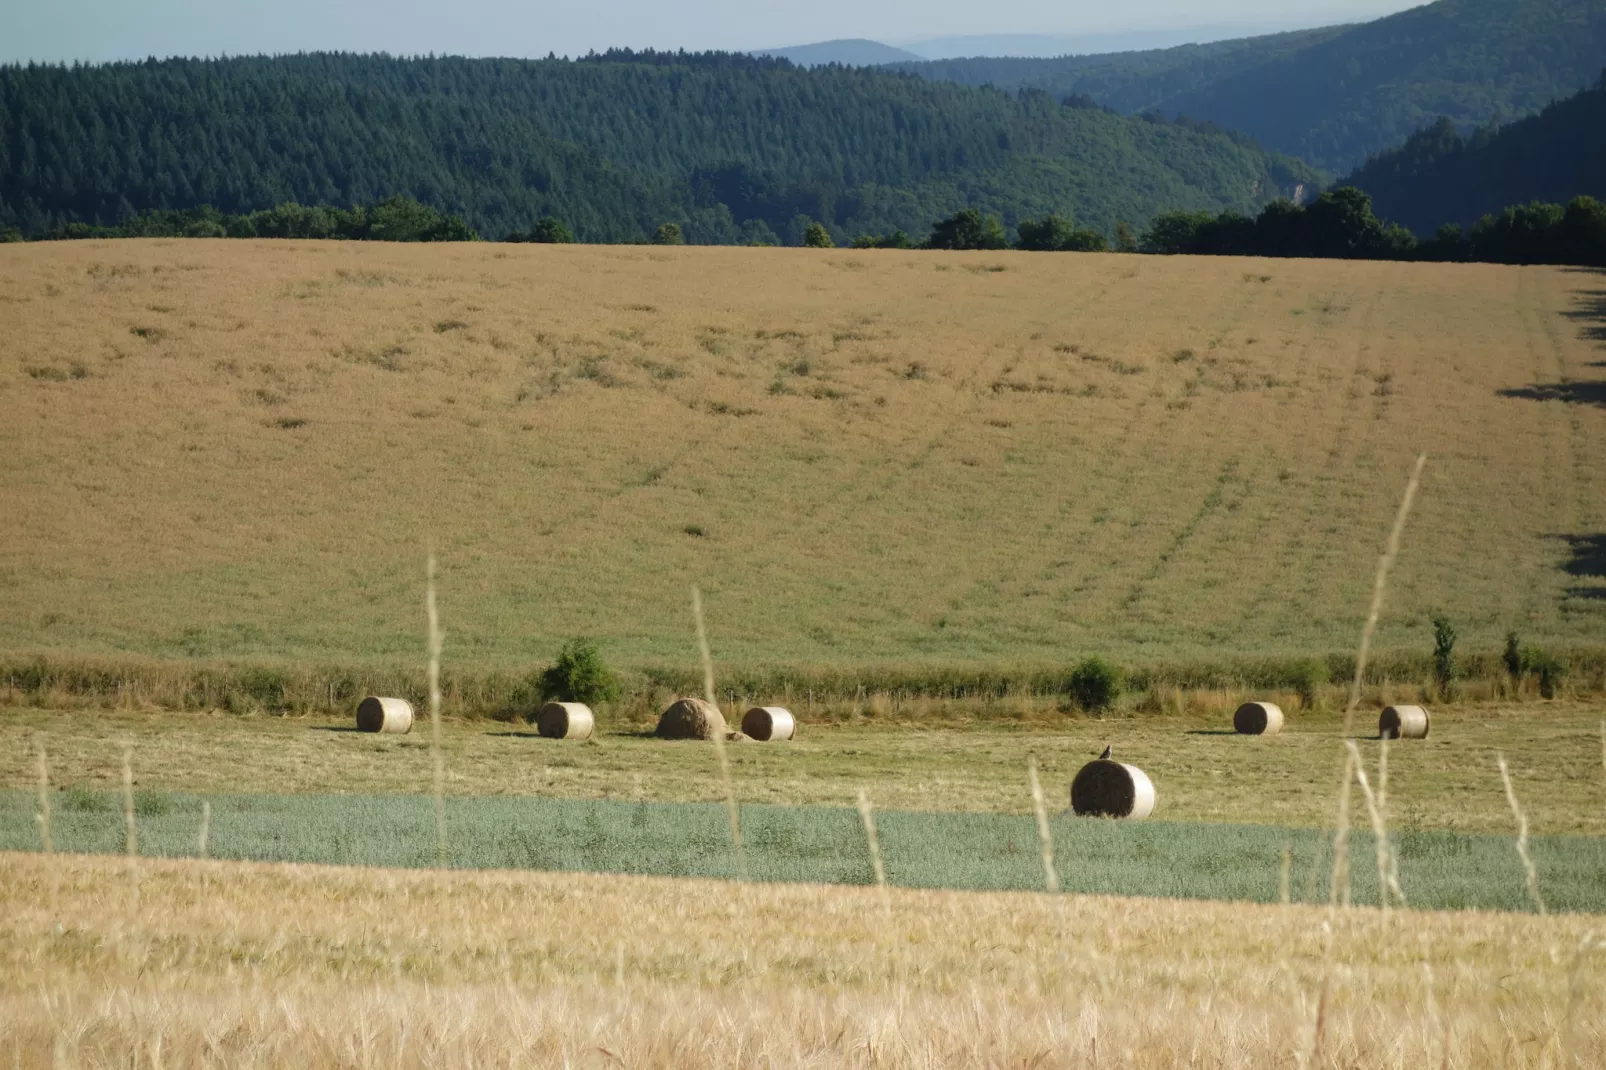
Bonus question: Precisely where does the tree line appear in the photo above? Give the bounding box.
[9,186,1602,267]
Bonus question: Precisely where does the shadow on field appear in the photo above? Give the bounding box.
[1565,286,1606,344]
[1557,533,1606,600]
[309,726,365,733]
[1498,380,1606,408]
[1184,730,1240,736]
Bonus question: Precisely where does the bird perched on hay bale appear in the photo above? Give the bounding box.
[1070,745,1156,819]
[654,697,727,740]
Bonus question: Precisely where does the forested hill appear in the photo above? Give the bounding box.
[892,0,1606,174]
[0,51,1318,243]
[1345,72,1606,235]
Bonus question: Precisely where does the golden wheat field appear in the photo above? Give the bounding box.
[1,241,1603,672]
[3,852,1603,1068]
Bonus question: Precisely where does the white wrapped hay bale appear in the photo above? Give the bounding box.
[1070,760,1156,819]
[1233,701,1285,735]
[356,696,414,734]
[654,697,727,740]
[1379,704,1430,740]
[536,701,595,740]
[741,706,796,742]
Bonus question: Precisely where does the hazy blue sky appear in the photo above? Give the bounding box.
[2,0,1424,64]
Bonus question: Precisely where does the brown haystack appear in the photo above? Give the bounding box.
[741,706,797,742]
[1070,760,1157,819]
[654,697,727,740]
[1233,701,1285,736]
[1379,704,1430,739]
[536,701,595,740]
[356,696,414,734]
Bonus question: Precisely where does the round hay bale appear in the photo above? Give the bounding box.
[654,697,727,740]
[1233,701,1285,736]
[1070,760,1156,819]
[1379,704,1430,740]
[356,696,414,734]
[536,701,595,740]
[741,706,796,742]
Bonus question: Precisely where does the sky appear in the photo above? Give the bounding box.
[1,0,1425,64]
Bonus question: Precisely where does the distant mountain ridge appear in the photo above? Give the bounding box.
[893,0,1606,173]
[1346,72,1606,234]
[752,39,923,67]
[896,22,1356,60]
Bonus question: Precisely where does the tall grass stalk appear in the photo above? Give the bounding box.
[1027,758,1059,894]
[1378,737,1404,905]
[855,786,897,986]
[1328,746,1356,909]
[692,586,745,880]
[1342,453,1426,738]
[121,745,137,857]
[855,788,888,895]
[197,800,211,860]
[1496,754,1545,915]
[427,553,446,868]
[35,744,52,854]
[121,744,139,903]
[1314,454,1424,1062]
[1346,740,1405,913]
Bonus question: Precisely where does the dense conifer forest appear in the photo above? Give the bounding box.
[0,51,1318,243]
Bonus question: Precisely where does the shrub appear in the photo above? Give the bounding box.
[1067,657,1123,712]
[528,217,575,243]
[802,222,834,248]
[1291,658,1330,708]
[925,208,1008,251]
[1431,615,1456,690]
[537,639,621,706]
[1503,631,1524,683]
[1529,649,1567,699]
[851,230,913,249]
[652,223,684,246]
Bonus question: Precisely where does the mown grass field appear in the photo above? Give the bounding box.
[1,242,1603,679]
[5,853,1603,1068]
[6,701,1604,833]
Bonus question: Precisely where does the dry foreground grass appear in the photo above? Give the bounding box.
[0,242,1603,672]
[3,853,1604,1068]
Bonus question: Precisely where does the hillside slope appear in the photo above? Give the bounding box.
[1346,74,1606,233]
[0,52,1316,243]
[1,241,1601,669]
[895,0,1606,173]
